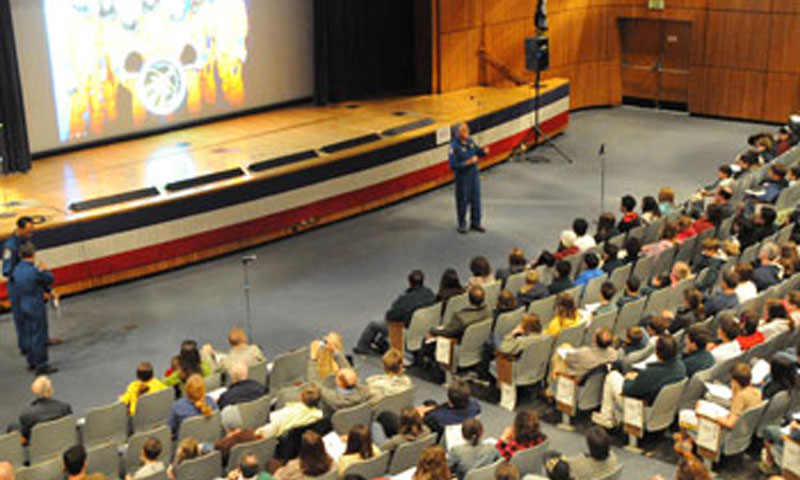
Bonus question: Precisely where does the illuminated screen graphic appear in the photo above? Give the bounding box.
[11,0,314,153]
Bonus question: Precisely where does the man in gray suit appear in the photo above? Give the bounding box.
[433,286,492,339]
[318,368,370,413]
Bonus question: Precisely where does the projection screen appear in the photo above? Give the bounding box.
[10,0,314,154]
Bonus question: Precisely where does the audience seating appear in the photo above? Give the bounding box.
[406,303,441,354]
[82,402,129,447]
[494,308,525,341]
[527,295,556,323]
[137,470,169,480]
[583,309,616,346]
[248,360,269,386]
[504,272,526,294]
[126,426,173,474]
[28,414,78,464]
[86,441,121,480]
[623,378,688,450]
[372,387,415,419]
[608,263,632,293]
[238,395,272,430]
[177,411,222,444]
[226,436,278,474]
[756,391,791,438]
[441,293,470,329]
[14,456,62,480]
[331,402,372,435]
[613,297,647,337]
[342,451,391,478]
[631,255,656,284]
[509,439,549,475]
[581,274,607,305]
[715,401,769,462]
[175,449,223,480]
[268,347,309,392]
[464,459,503,480]
[387,432,436,474]
[133,388,174,433]
[0,431,24,469]
[204,372,223,392]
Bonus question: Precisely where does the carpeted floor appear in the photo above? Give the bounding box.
[0,105,779,478]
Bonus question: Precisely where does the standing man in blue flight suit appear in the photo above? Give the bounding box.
[449,123,489,234]
[15,242,57,374]
[2,216,36,355]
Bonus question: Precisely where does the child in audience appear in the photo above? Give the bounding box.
[337,424,380,477]
[127,437,164,480]
[496,409,547,461]
[448,418,498,480]
[119,362,167,416]
[545,293,582,337]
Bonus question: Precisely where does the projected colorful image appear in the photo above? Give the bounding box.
[44,0,250,143]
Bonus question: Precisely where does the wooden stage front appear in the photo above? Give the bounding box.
[0,80,570,300]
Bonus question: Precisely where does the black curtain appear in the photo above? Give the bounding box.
[0,0,30,173]
[314,0,431,105]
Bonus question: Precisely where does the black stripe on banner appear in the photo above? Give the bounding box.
[382,118,436,137]
[68,187,161,213]
[164,168,245,192]
[249,150,319,173]
[320,133,382,154]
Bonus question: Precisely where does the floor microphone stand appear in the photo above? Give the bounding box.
[241,255,256,341]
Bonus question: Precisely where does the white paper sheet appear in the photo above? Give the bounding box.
[435,337,452,364]
[623,397,644,429]
[323,431,346,461]
[704,382,732,401]
[696,416,722,453]
[752,359,771,386]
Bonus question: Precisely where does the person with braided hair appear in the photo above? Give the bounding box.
[167,374,218,436]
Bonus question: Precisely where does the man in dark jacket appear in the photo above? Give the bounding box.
[15,375,72,441]
[704,270,740,318]
[15,243,56,374]
[217,361,266,410]
[737,205,777,249]
[419,379,481,434]
[432,286,491,339]
[548,260,573,295]
[354,270,436,355]
[753,242,783,292]
[681,325,715,378]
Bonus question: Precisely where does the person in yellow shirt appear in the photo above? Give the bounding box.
[545,292,583,337]
[119,362,167,416]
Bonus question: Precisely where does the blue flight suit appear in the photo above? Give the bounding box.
[14,260,54,371]
[2,234,26,352]
[449,136,486,229]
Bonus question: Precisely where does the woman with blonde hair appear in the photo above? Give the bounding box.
[167,437,201,480]
[167,374,218,436]
[310,332,351,381]
[413,446,451,480]
[545,293,582,337]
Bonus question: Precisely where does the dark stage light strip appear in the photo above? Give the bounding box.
[68,187,161,213]
[248,150,319,173]
[382,118,436,137]
[164,168,246,192]
[320,133,382,154]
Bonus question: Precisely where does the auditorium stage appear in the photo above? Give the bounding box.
[0,80,570,301]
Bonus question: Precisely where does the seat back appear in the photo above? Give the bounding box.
[581,274,608,306]
[562,285,583,305]
[175,450,223,480]
[464,459,503,480]
[387,433,436,474]
[583,309,616,346]
[641,218,665,245]
[598,465,623,480]
[29,414,78,464]
[126,426,172,474]
[247,360,269,386]
[133,388,174,433]
[715,217,734,241]
[442,293,470,330]
[644,287,672,316]
[756,391,791,437]
[509,440,549,475]
[406,303,442,352]
[178,411,222,444]
[15,456,62,480]
[678,369,714,410]
[645,378,687,433]
[0,431,24,469]
[607,232,626,248]
[84,401,129,447]
[627,225,646,243]
[608,263,632,293]
[652,245,678,278]
[613,296,647,337]
[204,373,223,392]
[238,395,271,430]
[86,441,121,480]
[505,272,527,294]
[372,387,415,418]
[226,436,278,473]
[722,401,768,457]
[631,255,656,284]
[576,368,607,411]
[269,347,309,392]
[674,236,699,265]
[135,470,170,480]
[342,451,391,478]
[552,323,586,351]
[514,336,554,386]
[740,242,761,266]
[484,281,502,310]
[331,402,373,435]
[494,307,524,341]
[527,295,556,323]
[457,318,493,369]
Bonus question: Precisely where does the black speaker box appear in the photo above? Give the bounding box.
[525,36,549,72]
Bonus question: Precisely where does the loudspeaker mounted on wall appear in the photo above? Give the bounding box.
[524,36,549,73]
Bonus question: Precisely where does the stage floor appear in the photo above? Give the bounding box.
[0,82,564,234]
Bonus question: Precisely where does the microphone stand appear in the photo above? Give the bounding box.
[599,143,606,215]
[241,255,256,341]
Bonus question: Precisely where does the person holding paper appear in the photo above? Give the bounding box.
[678,362,762,432]
[546,327,617,397]
[760,417,800,474]
[761,354,797,400]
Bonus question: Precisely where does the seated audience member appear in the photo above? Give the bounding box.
[566,426,618,480]
[375,407,431,453]
[468,256,495,287]
[337,424,380,476]
[787,291,800,328]
[759,299,793,341]
[641,272,671,297]
[419,379,481,434]
[540,452,572,480]
[574,253,603,288]
[686,204,723,240]
[620,237,642,265]
[214,407,260,465]
[658,187,678,216]
[594,212,619,244]
[203,326,266,374]
[592,335,686,428]
[704,270,740,318]
[548,261,573,295]
[733,263,757,303]
[0,462,12,480]
[545,293,583,337]
[692,237,722,274]
[789,164,800,187]
[617,195,641,233]
[318,368,370,412]
[761,418,800,474]
[310,332,351,381]
[127,437,165,480]
[227,453,272,480]
[496,248,527,285]
[753,242,783,292]
[413,446,451,480]
[663,287,704,334]
[168,438,200,480]
[167,374,218,436]
[365,349,412,404]
[620,326,649,357]
[779,241,800,277]
[437,268,466,310]
[642,221,677,257]
[710,313,742,362]
[681,325,714,378]
[749,163,788,204]
[448,418,499,480]
[587,282,617,316]
[496,313,545,356]
[641,196,662,225]
[548,327,617,394]
[493,461,519,480]
[63,445,107,480]
[737,204,778,249]
[119,362,167,416]
[164,340,211,388]
[761,354,797,399]
[681,362,761,431]
[616,276,642,309]
[354,270,436,355]
[517,269,549,306]
[531,251,556,278]
[218,361,267,410]
[433,286,491,339]
[554,231,580,261]
[16,375,72,442]
[274,431,334,480]
[494,290,518,320]
[713,185,735,219]
[496,409,547,461]
[572,218,596,252]
[256,384,323,438]
[697,165,734,199]
[775,125,795,156]
[600,243,622,275]
[736,310,764,351]
[670,262,693,285]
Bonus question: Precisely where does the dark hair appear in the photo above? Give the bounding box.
[555,260,571,279]
[584,253,599,270]
[19,242,36,259]
[718,186,733,200]
[509,248,527,268]
[496,290,517,312]
[621,195,637,212]
[240,453,261,478]
[655,334,677,361]
[718,313,741,341]
[676,456,712,480]
[178,340,203,381]
[447,379,472,410]
[299,431,333,476]
[344,425,374,460]
[626,275,641,292]
[730,362,751,387]
[136,362,155,396]
[734,262,753,282]
[706,203,724,226]
[721,269,739,290]
[63,445,87,476]
[739,310,759,336]
[513,409,542,444]
[718,165,733,177]
[683,287,704,320]
[143,437,162,461]
[542,451,571,480]
[470,256,491,277]
[761,207,777,225]
[573,218,588,236]
[534,251,556,268]
[595,327,613,349]
[409,270,425,288]
[462,418,484,447]
[16,216,34,230]
[624,237,641,260]
[687,324,711,350]
[597,212,616,235]
[603,242,619,259]
[772,163,788,178]
[767,299,789,322]
[600,281,616,301]
[643,313,666,335]
[468,286,485,307]
[585,426,610,460]
[399,407,424,437]
[642,196,660,216]
[301,384,322,408]
[439,268,463,292]
[770,354,798,390]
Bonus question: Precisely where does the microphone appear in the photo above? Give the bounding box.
[242,255,257,263]
[599,143,606,156]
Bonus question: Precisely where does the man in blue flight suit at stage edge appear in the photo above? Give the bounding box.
[2,216,36,355]
[449,122,489,234]
[15,242,57,374]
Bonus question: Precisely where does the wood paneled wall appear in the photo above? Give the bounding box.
[433,0,800,122]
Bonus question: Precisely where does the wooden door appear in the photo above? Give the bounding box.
[658,21,692,104]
